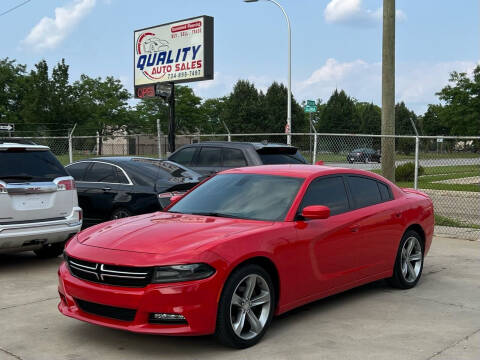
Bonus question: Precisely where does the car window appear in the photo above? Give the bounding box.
[169,147,197,166]
[347,176,382,208]
[196,147,222,167]
[258,151,306,165]
[222,148,247,167]
[84,163,119,183]
[378,182,392,201]
[299,176,350,216]
[0,149,67,182]
[115,167,129,184]
[66,162,90,181]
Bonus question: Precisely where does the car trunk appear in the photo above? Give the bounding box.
[0,148,74,224]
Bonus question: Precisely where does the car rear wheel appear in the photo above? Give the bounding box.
[388,230,424,289]
[111,208,132,220]
[215,264,275,348]
[34,241,65,258]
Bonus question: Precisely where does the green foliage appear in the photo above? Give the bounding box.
[395,162,425,182]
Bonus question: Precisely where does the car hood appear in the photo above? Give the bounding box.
[76,212,274,255]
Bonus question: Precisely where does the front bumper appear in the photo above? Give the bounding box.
[58,261,221,335]
[0,207,82,251]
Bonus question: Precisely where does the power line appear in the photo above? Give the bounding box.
[0,0,32,17]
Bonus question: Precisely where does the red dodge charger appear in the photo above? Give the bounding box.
[58,165,434,348]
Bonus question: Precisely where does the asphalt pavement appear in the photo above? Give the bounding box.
[0,235,479,360]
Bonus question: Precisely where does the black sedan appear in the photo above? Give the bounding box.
[347,148,381,163]
[65,157,203,227]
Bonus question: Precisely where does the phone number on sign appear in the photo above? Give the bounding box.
[167,70,201,80]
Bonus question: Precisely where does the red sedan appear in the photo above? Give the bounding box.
[58,165,434,348]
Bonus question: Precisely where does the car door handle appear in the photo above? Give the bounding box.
[349,225,360,233]
[102,187,111,191]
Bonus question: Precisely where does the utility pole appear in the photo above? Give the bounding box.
[381,0,396,182]
[168,83,175,154]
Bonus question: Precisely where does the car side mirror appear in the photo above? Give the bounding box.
[315,160,324,165]
[170,194,184,203]
[301,205,330,220]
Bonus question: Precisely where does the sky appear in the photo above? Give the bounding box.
[1,0,479,114]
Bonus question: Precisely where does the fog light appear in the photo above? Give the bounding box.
[149,313,187,324]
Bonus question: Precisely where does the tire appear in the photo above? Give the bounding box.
[110,208,133,220]
[34,241,65,258]
[387,230,424,289]
[215,264,275,348]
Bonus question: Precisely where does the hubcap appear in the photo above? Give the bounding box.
[230,274,271,340]
[401,236,422,282]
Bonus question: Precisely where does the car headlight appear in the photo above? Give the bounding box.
[152,263,215,283]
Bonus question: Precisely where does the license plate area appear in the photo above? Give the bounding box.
[12,194,52,210]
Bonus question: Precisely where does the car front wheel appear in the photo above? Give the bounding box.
[388,230,424,289]
[215,264,275,348]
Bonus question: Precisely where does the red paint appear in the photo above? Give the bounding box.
[58,165,434,335]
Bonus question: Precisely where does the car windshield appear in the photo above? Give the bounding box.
[168,173,304,221]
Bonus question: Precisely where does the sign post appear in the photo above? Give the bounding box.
[134,16,214,152]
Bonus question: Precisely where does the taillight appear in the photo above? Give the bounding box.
[78,209,83,221]
[57,179,75,191]
[0,184,6,193]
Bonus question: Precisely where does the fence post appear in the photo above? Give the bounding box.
[313,133,318,164]
[68,123,77,164]
[221,120,231,142]
[414,136,419,189]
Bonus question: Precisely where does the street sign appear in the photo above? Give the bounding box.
[304,105,316,113]
[306,100,315,106]
[437,138,443,143]
[0,123,14,132]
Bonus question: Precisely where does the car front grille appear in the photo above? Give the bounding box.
[74,298,136,322]
[66,256,153,287]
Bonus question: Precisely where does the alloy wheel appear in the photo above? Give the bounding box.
[229,274,271,340]
[401,236,422,282]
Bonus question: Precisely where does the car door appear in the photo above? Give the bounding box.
[293,175,362,295]
[191,146,222,175]
[345,175,404,279]
[79,162,130,223]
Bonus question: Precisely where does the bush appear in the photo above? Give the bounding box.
[395,162,425,182]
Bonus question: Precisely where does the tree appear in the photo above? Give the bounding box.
[222,80,265,134]
[72,75,131,153]
[0,58,27,127]
[201,97,227,133]
[395,102,418,154]
[356,102,381,134]
[435,66,480,135]
[318,90,359,133]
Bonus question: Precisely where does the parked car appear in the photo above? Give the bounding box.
[58,165,434,348]
[65,157,203,226]
[0,141,82,257]
[168,141,308,175]
[347,148,381,163]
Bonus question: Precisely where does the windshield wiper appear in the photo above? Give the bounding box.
[188,211,244,219]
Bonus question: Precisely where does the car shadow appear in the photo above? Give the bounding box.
[0,252,62,270]
[63,279,393,356]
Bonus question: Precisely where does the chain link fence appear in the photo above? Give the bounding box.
[3,133,479,239]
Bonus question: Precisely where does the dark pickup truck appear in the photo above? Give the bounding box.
[168,141,308,175]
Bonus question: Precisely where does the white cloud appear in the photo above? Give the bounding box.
[23,0,96,51]
[295,58,477,114]
[324,0,405,27]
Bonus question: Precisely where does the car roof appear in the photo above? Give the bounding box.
[221,164,391,182]
[179,141,298,150]
[0,142,49,150]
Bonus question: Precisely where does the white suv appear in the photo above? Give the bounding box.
[0,142,82,258]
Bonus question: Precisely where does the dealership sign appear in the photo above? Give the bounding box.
[134,16,214,98]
